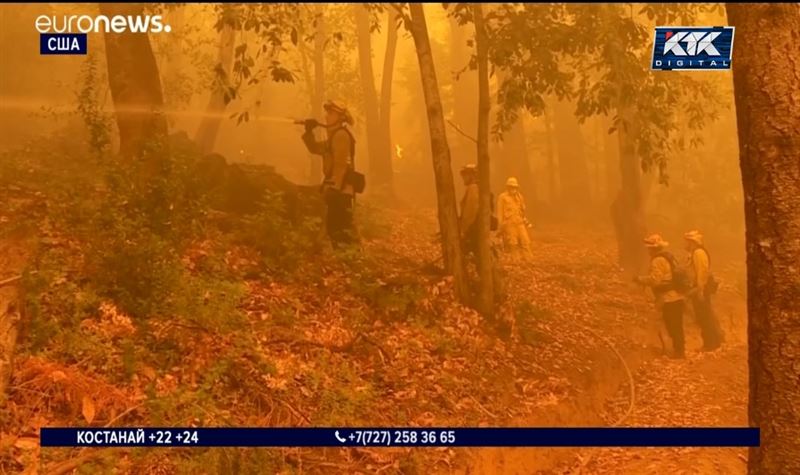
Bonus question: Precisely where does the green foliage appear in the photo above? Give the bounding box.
[76,53,113,157]
[232,190,321,274]
[479,3,726,183]
[342,252,425,324]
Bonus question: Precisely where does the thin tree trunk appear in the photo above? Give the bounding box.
[305,5,325,185]
[379,11,399,193]
[407,3,468,302]
[610,106,646,274]
[355,5,391,188]
[604,114,619,205]
[448,16,478,168]
[163,5,185,96]
[473,3,493,316]
[100,3,167,166]
[543,105,557,205]
[194,21,235,155]
[727,4,800,474]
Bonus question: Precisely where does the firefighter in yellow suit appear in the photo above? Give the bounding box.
[496,177,532,259]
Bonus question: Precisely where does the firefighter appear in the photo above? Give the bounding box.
[496,177,532,260]
[684,230,724,351]
[634,234,686,359]
[300,100,356,248]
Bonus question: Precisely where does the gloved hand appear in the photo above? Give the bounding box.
[304,119,319,133]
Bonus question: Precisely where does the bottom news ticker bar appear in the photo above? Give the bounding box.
[39,427,760,448]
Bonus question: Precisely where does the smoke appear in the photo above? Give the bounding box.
[0,97,298,124]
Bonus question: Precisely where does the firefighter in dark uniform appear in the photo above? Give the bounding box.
[301,101,356,247]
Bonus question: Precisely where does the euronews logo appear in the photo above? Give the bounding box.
[37,14,171,55]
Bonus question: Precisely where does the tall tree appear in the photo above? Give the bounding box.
[310,4,325,184]
[100,3,167,165]
[610,103,647,272]
[194,7,237,154]
[543,104,558,204]
[295,4,325,184]
[402,3,469,302]
[378,11,400,193]
[473,3,494,316]
[355,5,391,189]
[727,4,800,474]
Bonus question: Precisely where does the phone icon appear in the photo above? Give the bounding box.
[334,430,346,443]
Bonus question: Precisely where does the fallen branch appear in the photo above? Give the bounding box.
[276,397,311,424]
[469,395,498,419]
[104,403,144,427]
[446,120,477,144]
[0,271,37,288]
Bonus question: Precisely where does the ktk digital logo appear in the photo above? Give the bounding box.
[651,26,735,71]
[37,14,171,55]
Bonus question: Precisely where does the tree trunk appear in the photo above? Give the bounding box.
[448,15,478,169]
[379,11,399,194]
[162,5,185,96]
[543,105,558,205]
[100,3,167,165]
[610,107,647,274]
[553,99,591,212]
[473,3,494,317]
[604,114,620,205]
[307,5,325,185]
[407,3,468,303]
[355,5,391,189]
[194,21,235,155]
[726,4,800,474]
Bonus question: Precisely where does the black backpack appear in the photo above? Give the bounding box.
[654,251,692,294]
[327,127,365,194]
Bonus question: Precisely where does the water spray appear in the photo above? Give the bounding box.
[0,97,303,125]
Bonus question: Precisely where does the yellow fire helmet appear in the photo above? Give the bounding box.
[323,100,354,125]
[460,164,477,175]
[643,233,669,249]
[684,230,704,245]
[506,177,519,187]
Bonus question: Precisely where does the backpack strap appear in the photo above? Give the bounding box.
[652,251,677,293]
[325,126,356,190]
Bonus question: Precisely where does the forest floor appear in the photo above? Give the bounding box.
[0,148,749,474]
[463,223,749,475]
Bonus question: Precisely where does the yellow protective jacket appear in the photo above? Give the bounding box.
[689,247,710,292]
[640,255,684,304]
[302,126,355,195]
[496,190,527,227]
[459,183,479,236]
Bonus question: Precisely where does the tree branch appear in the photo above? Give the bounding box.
[447,119,478,144]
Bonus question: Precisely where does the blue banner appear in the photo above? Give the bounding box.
[652,26,734,71]
[40,427,759,448]
[40,34,87,55]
